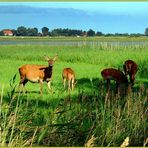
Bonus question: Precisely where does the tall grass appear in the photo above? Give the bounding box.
[0,78,147,146]
[0,40,148,146]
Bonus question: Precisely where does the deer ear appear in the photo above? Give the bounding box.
[44,55,50,61]
[53,55,58,61]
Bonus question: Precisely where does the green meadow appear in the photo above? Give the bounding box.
[0,37,148,146]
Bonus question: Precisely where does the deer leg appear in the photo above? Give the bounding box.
[47,81,51,90]
[105,79,110,106]
[23,79,28,86]
[63,78,66,89]
[107,79,110,91]
[116,82,119,94]
[123,64,127,75]
[39,80,43,94]
[71,79,74,91]
[18,83,24,93]
[19,78,28,93]
[130,74,135,86]
[68,80,71,92]
[127,83,132,95]
[47,81,53,94]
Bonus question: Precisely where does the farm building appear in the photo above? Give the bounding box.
[3,29,13,36]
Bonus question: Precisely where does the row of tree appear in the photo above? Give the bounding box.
[0,26,148,37]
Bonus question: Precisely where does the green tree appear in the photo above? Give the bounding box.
[0,31,4,36]
[17,26,27,36]
[27,28,38,36]
[11,29,17,36]
[42,27,49,36]
[130,33,142,37]
[87,29,95,36]
[104,33,114,37]
[96,31,103,36]
[144,28,148,36]
[51,28,84,36]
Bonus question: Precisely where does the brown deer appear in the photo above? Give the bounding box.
[101,68,128,92]
[19,55,58,94]
[62,68,77,92]
[123,60,138,86]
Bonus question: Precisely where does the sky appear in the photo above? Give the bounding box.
[0,2,148,34]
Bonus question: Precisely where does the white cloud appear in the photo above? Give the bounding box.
[0,2,148,16]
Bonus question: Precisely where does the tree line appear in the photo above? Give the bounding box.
[0,26,148,37]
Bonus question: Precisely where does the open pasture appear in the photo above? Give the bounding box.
[0,38,148,146]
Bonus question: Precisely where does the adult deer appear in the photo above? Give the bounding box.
[123,60,138,86]
[62,68,77,92]
[19,55,58,94]
[101,68,128,92]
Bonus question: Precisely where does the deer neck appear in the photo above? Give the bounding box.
[44,65,53,82]
[48,65,53,74]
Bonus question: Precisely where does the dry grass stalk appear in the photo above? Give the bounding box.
[140,84,145,93]
[143,138,148,147]
[30,127,38,146]
[84,134,97,147]
[120,137,129,147]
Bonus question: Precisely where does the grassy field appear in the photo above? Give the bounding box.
[0,37,148,146]
[1,35,148,42]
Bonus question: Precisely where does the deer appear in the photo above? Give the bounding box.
[18,55,58,94]
[62,68,77,92]
[101,68,129,93]
[123,60,138,86]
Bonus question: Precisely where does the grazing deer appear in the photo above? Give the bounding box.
[62,68,77,92]
[101,68,128,92]
[19,55,58,94]
[123,60,138,86]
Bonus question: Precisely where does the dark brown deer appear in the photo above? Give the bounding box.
[19,55,58,94]
[123,60,138,86]
[62,68,77,92]
[101,68,128,92]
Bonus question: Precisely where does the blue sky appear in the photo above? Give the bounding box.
[0,2,148,33]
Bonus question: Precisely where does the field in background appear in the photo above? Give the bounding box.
[0,37,148,146]
[1,36,148,41]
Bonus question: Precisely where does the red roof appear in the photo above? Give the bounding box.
[3,30,13,36]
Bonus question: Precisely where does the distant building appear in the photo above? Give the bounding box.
[3,29,13,36]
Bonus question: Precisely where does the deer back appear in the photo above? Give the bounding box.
[19,64,48,82]
[62,68,75,80]
[101,68,128,84]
